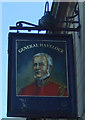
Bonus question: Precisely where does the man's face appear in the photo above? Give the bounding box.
[33,55,48,79]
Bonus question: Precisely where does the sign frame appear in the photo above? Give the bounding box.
[7,33,77,118]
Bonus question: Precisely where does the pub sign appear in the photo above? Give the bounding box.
[7,33,77,118]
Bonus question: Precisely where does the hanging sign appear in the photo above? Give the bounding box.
[7,33,77,118]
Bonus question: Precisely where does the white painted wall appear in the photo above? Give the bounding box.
[69,2,85,118]
[75,2,84,117]
[83,2,85,111]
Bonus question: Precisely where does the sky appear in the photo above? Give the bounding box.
[0,1,52,119]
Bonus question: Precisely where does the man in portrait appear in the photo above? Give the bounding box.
[18,53,68,96]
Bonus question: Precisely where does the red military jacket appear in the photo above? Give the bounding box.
[18,82,68,96]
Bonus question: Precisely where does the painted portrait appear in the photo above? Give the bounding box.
[16,40,68,96]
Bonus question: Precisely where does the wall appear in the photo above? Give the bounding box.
[73,2,84,117]
[51,2,84,119]
[83,1,85,111]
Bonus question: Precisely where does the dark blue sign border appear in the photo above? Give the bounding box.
[7,33,77,118]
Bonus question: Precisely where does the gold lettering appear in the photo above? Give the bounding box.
[40,44,43,47]
[23,46,28,50]
[46,44,49,47]
[18,43,64,54]
[33,44,38,47]
[18,49,22,53]
[29,44,33,49]
[19,48,24,53]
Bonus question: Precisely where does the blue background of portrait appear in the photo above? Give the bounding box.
[17,40,68,94]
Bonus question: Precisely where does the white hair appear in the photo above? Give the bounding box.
[33,53,53,67]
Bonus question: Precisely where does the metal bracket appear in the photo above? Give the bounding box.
[65,2,81,38]
[9,2,81,34]
[10,25,80,32]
